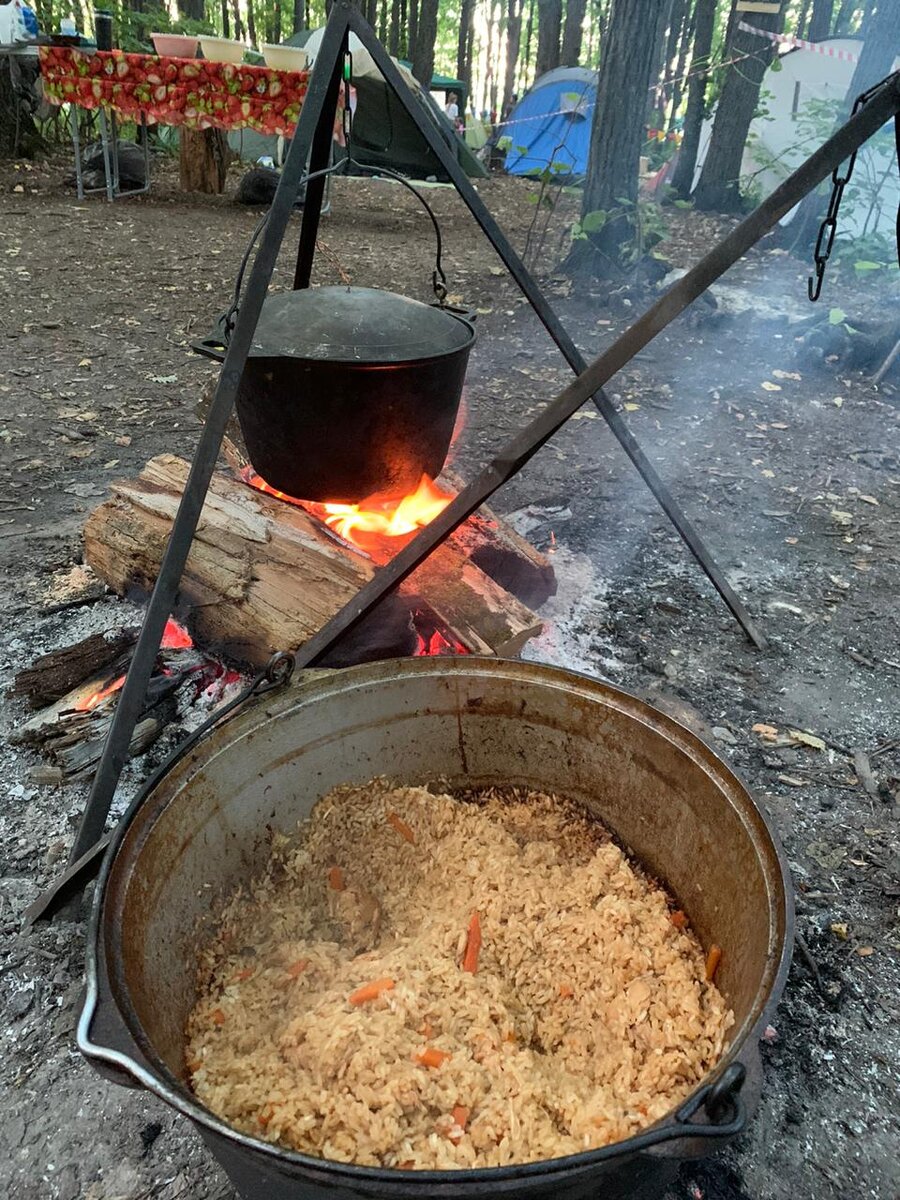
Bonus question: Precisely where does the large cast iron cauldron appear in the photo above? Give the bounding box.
[80,658,793,1200]
[197,285,475,502]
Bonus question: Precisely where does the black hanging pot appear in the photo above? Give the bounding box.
[193,170,476,502]
[206,286,476,502]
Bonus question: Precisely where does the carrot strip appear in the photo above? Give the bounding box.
[387,811,416,844]
[417,1046,451,1069]
[186,1058,202,1073]
[558,984,574,998]
[452,1105,470,1130]
[349,977,395,1005]
[670,910,688,929]
[328,865,345,891]
[286,959,309,979]
[232,967,254,982]
[705,944,722,982]
[462,911,482,974]
[211,1008,226,1026]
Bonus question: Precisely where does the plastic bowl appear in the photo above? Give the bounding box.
[198,35,246,64]
[150,33,199,58]
[261,43,308,72]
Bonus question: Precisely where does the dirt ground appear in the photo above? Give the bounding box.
[1,152,898,1200]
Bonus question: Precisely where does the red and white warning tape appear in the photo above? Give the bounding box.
[737,21,860,64]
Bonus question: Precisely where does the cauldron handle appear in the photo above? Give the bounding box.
[199,161,461,362]
[621,1062,748,1154]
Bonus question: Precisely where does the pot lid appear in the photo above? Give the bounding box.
[248,285,474,362]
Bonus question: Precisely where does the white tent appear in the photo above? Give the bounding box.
[694,38,900,239]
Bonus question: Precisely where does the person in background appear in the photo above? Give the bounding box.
[444,91,459,123]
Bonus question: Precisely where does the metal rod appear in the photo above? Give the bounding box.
[345,9,762,646]
[873,334,900,385]
[291,68,900,670]
[70,104,84,201]
[98,107,114,202]
[63,12,354,868]
[293,59,344,289]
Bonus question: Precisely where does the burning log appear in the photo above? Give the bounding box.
[12,620,231,781]
[82,455,547,667]
[202,391,557,610]
[11,630,136,710]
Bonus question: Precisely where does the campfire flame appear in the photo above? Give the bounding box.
[76,674,127,713]
[321,475,451,544]
[161,617,193,649]
[412,624,468,656]
[72,619,194,713]
[240,468,452,550]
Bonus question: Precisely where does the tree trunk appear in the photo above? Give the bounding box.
[831,0,856,36]
[845,1,900,95]
[246,0,258,45]
[409,0,438,85]
[646,0,674,127]
[231,0,244,40]
[807,0,834,39]
[457,0,475,82]
[408,0,418,60]
[389,0,401,53]
[399,0,408,56]
[179,127,229,193]
[503,0,524,112]
[222,0,230,37]
[692,3,785,212]
[535,0,562,76]
[520,0,536,89]
[177,0,205,20]
[569,0,669,273]
[560,0,587,65]
[666,0,696,133]
[669,0,715,197]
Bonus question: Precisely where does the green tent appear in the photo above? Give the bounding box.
[230,30,485,181]
[402,65,467,113]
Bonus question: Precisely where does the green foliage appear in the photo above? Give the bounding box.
[742,92,898,288]
[571,198,668,264]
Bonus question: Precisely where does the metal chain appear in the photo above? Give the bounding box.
[809,75,897,301]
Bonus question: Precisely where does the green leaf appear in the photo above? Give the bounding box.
[828,307,846,325]
[853,260,883,271]
[580,209,607,233]
[673,198,692,209]
[615,196,635,207]
[525,192,539,204]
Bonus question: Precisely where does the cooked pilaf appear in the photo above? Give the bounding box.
[185,782,733,1168]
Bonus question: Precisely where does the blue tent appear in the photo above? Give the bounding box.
[503,67,597,178]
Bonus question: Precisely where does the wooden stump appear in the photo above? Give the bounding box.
[179,127,229,194]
